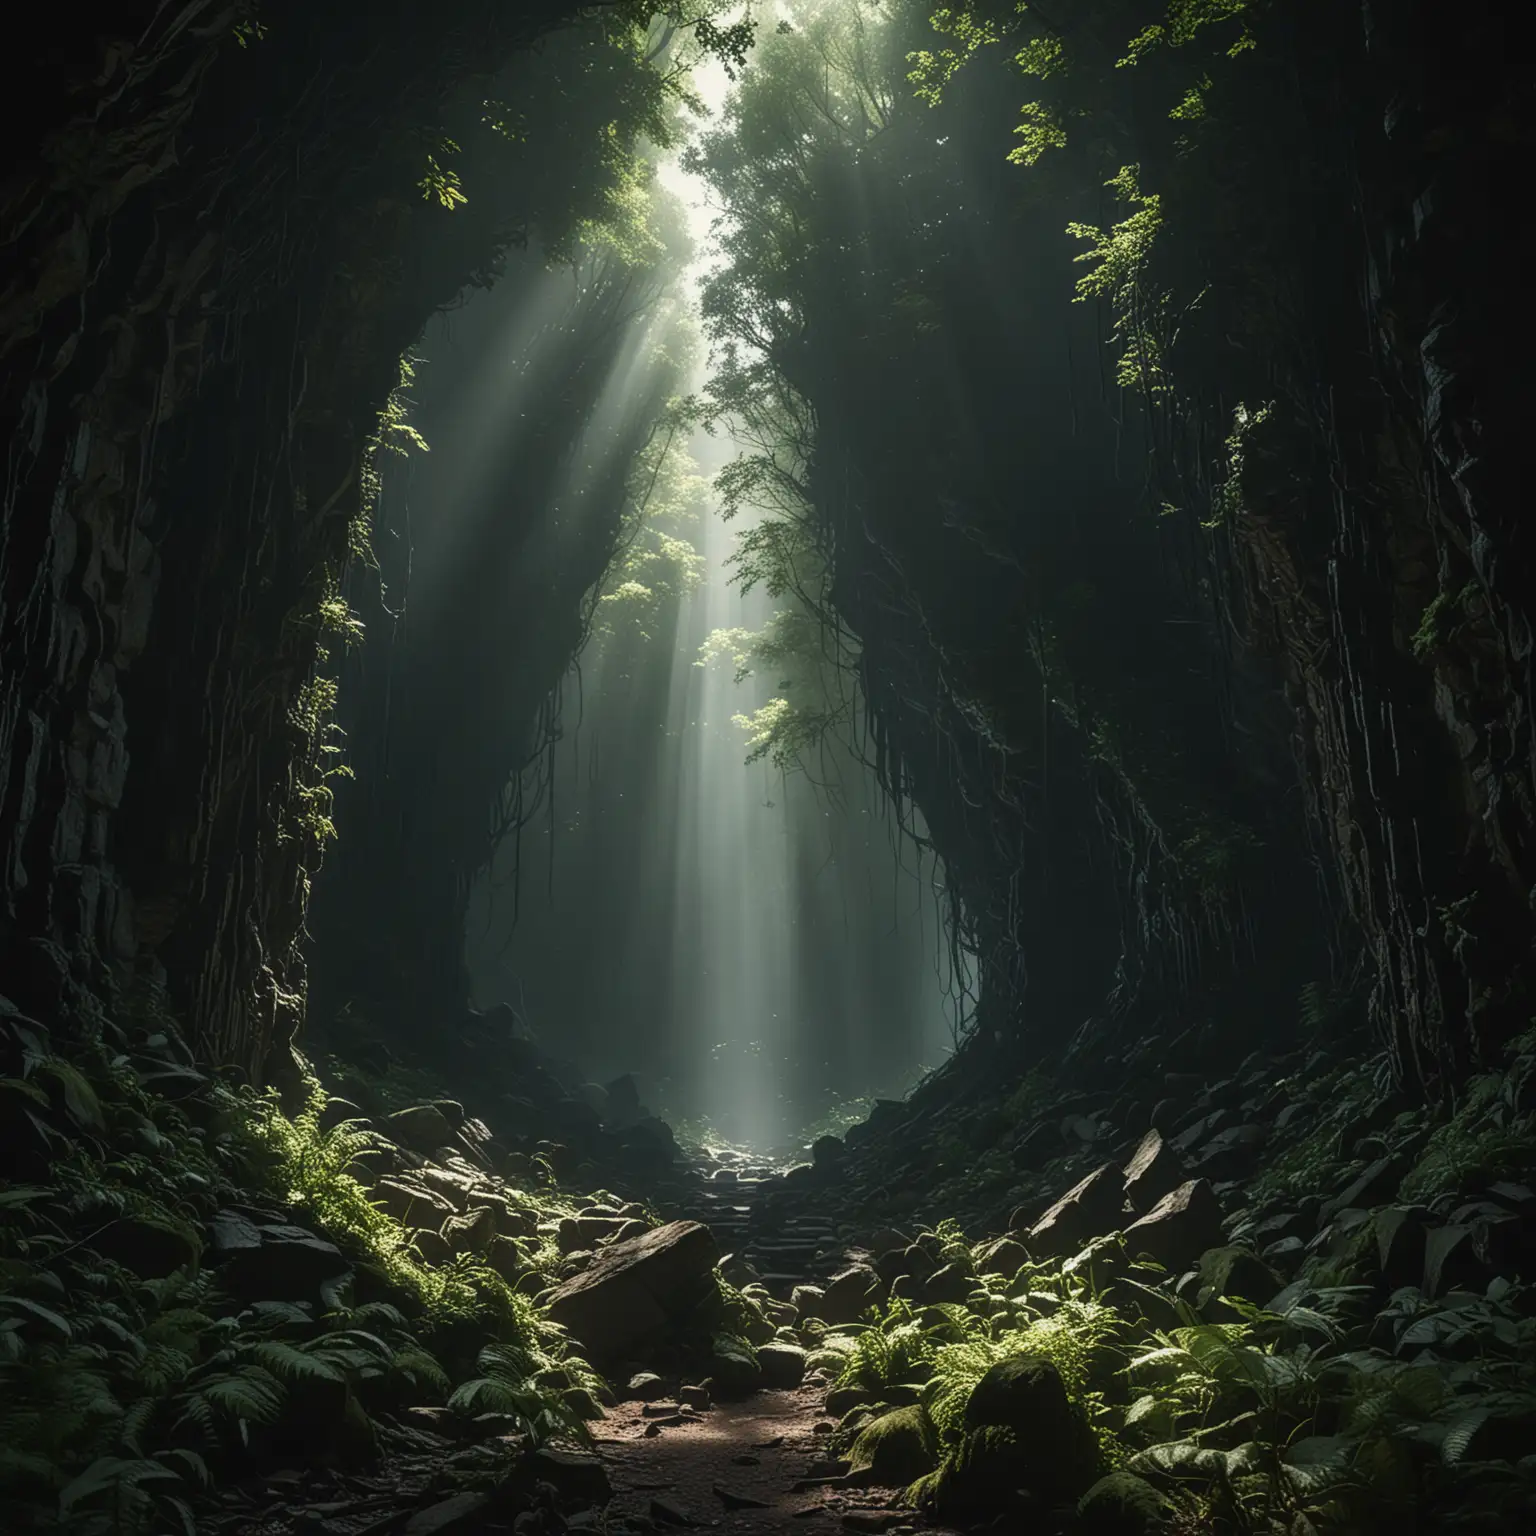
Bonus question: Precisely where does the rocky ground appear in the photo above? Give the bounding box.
[5,1002,1535,1534]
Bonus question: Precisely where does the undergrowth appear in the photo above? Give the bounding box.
[799,1221,1536,1530]
[0,1005,600,1534]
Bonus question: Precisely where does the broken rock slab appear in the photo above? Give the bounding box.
[1023,1162,1125,1256]
[1121,1128,1187,1212]
[547,1220,718,1360]
[1123,1179,1225,1273]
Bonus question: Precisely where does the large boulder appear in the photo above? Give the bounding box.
[711,1333,763,1392]
[913,1426,1025,1524]
[1026,1162,1125,1256]
[757,1342,807,1388]
[1123,1180,1225,1272]
[547,1220,718,1360]
[962,1357,1100,1503]
[922,1263,974,1304]
[95,1213,201,1278]
[819,1263,882,1324]
[1318,1155,1402,1226]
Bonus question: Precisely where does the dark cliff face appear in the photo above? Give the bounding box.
[0,3,602,1073]
[686,0,1532,1092]
[1208,0,1535,1086]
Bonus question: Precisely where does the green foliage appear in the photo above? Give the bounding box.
[1066,166,1170,392]
[285,676,351,852]
[1207,399,1276,528]
[1398,1029,1536,1202]
[828,1198,1536,1530]
[1411,581,1480,660]
[594,412,707,642]
[418,138,468,209]
[0,1008,608,1533]
[908,7,1003,109]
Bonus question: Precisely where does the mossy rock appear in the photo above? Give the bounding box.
[909,1424,1023,1523]
[848,1406,938,1485]
[963,1356,1101,1502]
[1075,1471,1176,1535]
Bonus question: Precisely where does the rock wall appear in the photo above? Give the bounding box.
[1203,0,1535,1085]
[0,1,590,1074]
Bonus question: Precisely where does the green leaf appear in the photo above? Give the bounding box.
[1,1293,73,1336]
[1441,1407,1490,1465]
[59,1457,178,1513]
[38,1059,105,1129]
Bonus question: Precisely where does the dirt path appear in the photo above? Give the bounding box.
[597,1388,948,1535]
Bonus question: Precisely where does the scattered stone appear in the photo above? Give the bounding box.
[486,1234,527,1283]
[714,1484,770,1510]
[212,1215,348,1301]
[825,1386,868,1418]
[525,1447,611,1505]
[627,1372,668,1400]
[711,1332,763,1392]
[1123,1180,1225,1273]
[1170,1109,1230,1155]
[1261,1235,1306,1267]
[443,1206,496,1254]
[1121,1129,1187,1211]
[414,1229,451,1265]
[921,1263,974,1304]
[1027,1162,1125,1256]
[650,1497,695,1526]
[1191,1124,1266,1181]
[679,1383,712,1410]
[385,1104,456,1153]
[372,1178,455,1230]
[403,1493,489,1533]
[973,1236,1029,1276]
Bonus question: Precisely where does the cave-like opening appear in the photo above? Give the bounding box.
[2,2,1533,1532]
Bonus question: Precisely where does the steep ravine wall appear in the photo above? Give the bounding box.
[1208,0,1535,1087]
[0,2,597,1075]
[731,0,1533,1093]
